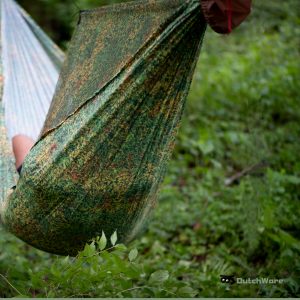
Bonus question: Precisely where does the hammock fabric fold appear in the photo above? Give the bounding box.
[0,0,206,255]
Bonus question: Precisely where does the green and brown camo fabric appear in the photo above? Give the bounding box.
[1,0,206,255]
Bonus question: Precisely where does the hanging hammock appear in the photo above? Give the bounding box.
[0,0,251,256]
[0,0,206,255]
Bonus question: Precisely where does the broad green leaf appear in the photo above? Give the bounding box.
[114,243,127,251]
[149,270,169,283]
[110,231,118,246]
[123,265,141,279]
[177,286,198,297]
[98,231,107,250]
[128,248,138,262]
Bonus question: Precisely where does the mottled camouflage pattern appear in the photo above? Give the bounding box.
[1,0,206,255]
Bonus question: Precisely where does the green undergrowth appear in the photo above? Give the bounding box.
[1,0,299,297]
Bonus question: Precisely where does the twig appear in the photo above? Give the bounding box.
[224,160,269,186]
[0,273,22,296]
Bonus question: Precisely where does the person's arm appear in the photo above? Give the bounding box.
[12,134,35,171]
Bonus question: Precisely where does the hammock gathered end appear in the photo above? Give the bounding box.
[0,0,206,255]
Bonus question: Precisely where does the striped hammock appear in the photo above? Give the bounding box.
[0,0,206,255]
[0,0,64,206]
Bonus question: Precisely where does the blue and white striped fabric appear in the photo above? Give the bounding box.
[0,0,64,203]
[1,0,64,141]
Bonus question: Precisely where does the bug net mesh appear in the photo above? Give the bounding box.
[0,0,206,255]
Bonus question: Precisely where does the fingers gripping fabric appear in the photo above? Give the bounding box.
[1,0,206,255]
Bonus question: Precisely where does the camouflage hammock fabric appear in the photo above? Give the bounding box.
[0,0,207,256]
